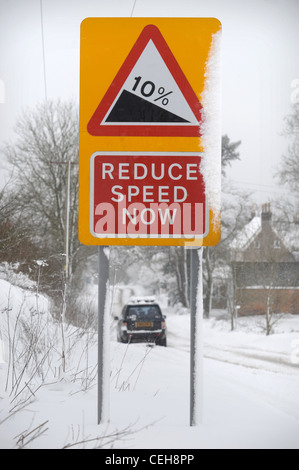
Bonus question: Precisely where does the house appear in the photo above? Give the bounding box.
[230,204,299,315]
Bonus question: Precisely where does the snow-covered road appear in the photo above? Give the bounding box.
[167,312,299,374]
[106,312,299,449]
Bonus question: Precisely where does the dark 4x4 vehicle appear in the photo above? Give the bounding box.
[115,297,167,347]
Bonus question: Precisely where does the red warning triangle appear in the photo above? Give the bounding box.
[87,25,203,137]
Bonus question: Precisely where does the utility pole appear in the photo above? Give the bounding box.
[50,160,77,373]
[64,160,71,283]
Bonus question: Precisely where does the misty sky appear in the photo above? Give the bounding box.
[0,0,298,203]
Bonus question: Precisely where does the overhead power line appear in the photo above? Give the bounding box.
[40,0,47,101]
[230,179,290,194]
[131,0,138,17]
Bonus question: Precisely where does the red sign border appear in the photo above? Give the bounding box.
[87,24,203,137]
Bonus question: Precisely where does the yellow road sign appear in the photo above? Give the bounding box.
[79,17,222,247]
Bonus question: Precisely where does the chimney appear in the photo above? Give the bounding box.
[261,203,272,225]
[251,203,257,220]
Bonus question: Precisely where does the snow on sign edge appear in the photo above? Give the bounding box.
[200,30,222,230]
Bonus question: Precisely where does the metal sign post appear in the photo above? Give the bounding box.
[97,246,110,424]
[190,247,204,426]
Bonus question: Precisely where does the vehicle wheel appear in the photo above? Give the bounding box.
[157,337,167,347]
[117,335,127,344]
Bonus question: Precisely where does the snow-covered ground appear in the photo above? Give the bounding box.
[0,279,299,449]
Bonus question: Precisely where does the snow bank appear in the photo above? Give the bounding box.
[0,262,37,290]
[0,279,50,363]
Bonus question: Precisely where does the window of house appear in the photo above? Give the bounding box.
[254,240,260,249]
[274,239,281,249]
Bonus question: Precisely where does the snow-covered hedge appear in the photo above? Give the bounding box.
[0,262,37,290]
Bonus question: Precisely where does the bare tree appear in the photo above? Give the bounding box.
[0,180,36,265]
[203,135,244,319]
[278,103,299,194]
[1,100,92,315]
[3,100,79,263]
[203,185,252,319]
[164,246,189,308]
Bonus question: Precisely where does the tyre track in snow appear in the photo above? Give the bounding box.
[167,329,298,376]
[203,343,298,376]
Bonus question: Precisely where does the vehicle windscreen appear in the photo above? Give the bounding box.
[126,305,162,321]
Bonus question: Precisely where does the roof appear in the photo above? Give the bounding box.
[230,216,261,251]
[127,296,157,305]
[231,214,299,258]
